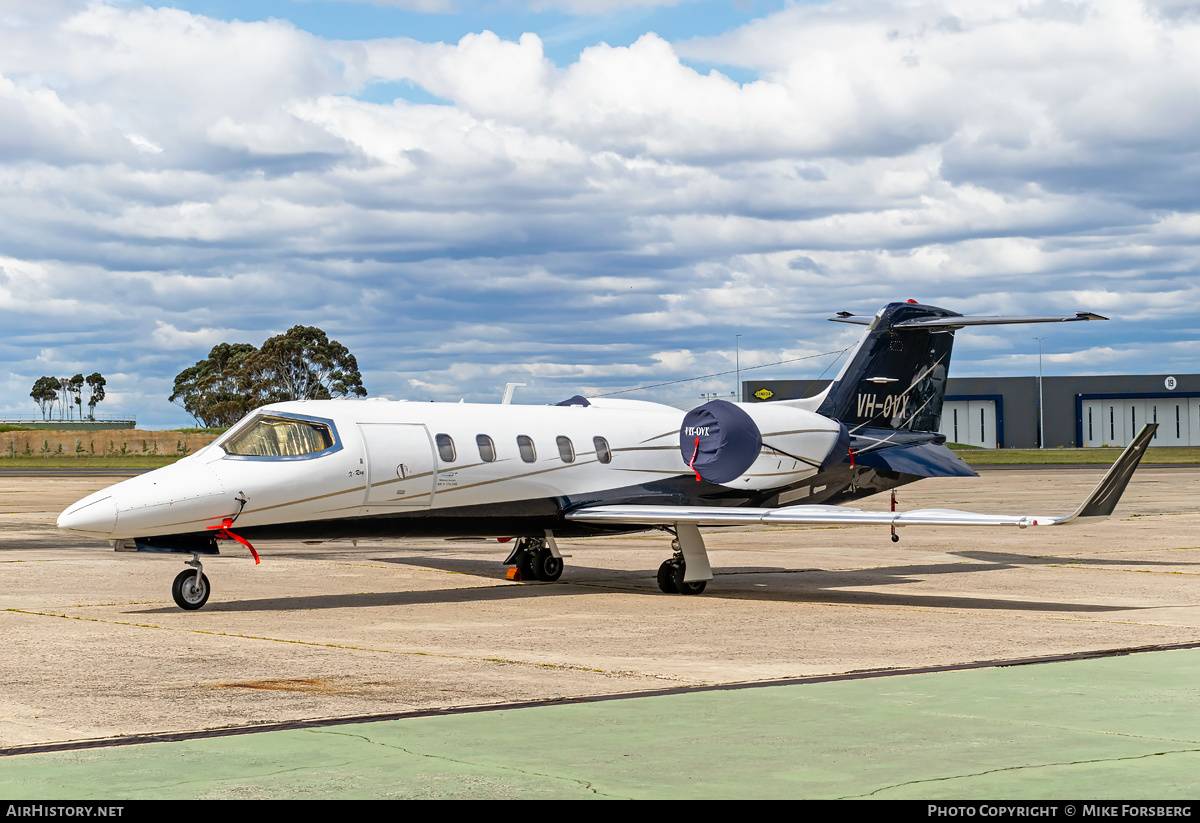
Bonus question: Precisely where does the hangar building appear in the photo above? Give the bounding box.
[743,374,1200,450]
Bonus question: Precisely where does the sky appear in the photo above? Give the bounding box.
[1,0,1198,428]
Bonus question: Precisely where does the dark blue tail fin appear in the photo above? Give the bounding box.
[817,302,1106,434]
[817,302,960,433]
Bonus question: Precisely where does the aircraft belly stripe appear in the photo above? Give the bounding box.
[606,469,689,476]
[369,469,434,490]
[123,490,366,534]
[763,431,840,439]
[242,485,365,517]
[399,457,603,500]
[744,469,819,479]
[420,460,686,502]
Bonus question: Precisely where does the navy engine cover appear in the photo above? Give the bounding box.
[679,400,763,484]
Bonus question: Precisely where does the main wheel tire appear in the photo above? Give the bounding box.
[671,562,707,595]
[172,569,211,610]
[657,560,679,593]
[515,549,536,579]
[533,548,563,582]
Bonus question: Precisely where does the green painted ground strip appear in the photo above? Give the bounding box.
[3,650,1200,799]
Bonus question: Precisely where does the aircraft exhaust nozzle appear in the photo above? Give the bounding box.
[680,400,844,489]
[680,400,761,484]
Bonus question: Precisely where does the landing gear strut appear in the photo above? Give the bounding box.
[656,533,707,595]
[172,555,210,610]
[506,535,564,582]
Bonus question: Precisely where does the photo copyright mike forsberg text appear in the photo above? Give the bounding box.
[928,807,1194,818]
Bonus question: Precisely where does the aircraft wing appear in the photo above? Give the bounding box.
[568,504,1053,528]
[567,424,1157,530]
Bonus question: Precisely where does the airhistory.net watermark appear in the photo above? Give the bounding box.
[6,807,123,818]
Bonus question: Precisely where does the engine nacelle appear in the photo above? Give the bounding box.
[679,400,848,490]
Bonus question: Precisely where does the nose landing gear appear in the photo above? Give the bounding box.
[172,555,210,610]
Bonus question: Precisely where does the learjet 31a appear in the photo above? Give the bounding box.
[58,300,1157,610]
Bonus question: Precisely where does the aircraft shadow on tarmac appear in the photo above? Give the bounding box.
[125,550,1163,614]
[954,549,1200,568]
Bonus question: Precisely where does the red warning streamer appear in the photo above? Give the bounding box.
[207,517,260,565]
[689,436,701,482]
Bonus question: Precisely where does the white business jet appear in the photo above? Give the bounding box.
[58,301,1155,610]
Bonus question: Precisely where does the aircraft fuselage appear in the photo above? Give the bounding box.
[58,396,853,544]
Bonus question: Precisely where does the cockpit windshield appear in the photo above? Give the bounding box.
[221,415,336,458]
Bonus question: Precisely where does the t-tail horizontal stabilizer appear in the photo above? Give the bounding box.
[565,424,1158,531]
[828,311,1108,328]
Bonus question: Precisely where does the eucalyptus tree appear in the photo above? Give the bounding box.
[169,342,259,428]
[247,326,367,403]
[170,328,367,428]
[66,374,84,421]
[30,376,58,420]
[86,373,106,419]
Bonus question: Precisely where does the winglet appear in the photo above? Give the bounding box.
[1056,424,1158,524]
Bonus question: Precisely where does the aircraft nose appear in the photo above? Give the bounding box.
[57,494,118,537]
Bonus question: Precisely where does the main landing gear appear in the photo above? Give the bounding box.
[506,535,564,582]
[172,555,211,610]
[656,537,707,595]
[656,524,712,595]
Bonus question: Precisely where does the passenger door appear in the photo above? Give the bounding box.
[358,424,437,507]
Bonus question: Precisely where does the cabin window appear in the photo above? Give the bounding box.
[435,434,456,463]
[222,415,335,458]
[556,436,575,464]
[476,434,496,463]
[593,436,612,464]
[517,435,537,463]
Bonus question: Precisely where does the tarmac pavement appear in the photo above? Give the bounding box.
[1,466,1199,797]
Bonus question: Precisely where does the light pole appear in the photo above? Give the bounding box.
[1034,336,1047,449]
[735,334,742,401]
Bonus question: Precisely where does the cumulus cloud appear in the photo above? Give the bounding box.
[341,0,693,12]
[0,1,1196,425]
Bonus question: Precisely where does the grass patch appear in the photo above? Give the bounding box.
[0,456,180,469]
[953,446,1200,465]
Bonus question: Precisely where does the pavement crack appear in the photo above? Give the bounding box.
[844,747,1200,799]
[305,728,627,798]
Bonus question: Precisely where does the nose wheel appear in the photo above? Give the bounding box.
[171,556,211,610]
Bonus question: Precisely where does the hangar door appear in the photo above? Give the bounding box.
[1081,398,1198,447]
[939,400,998,449]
